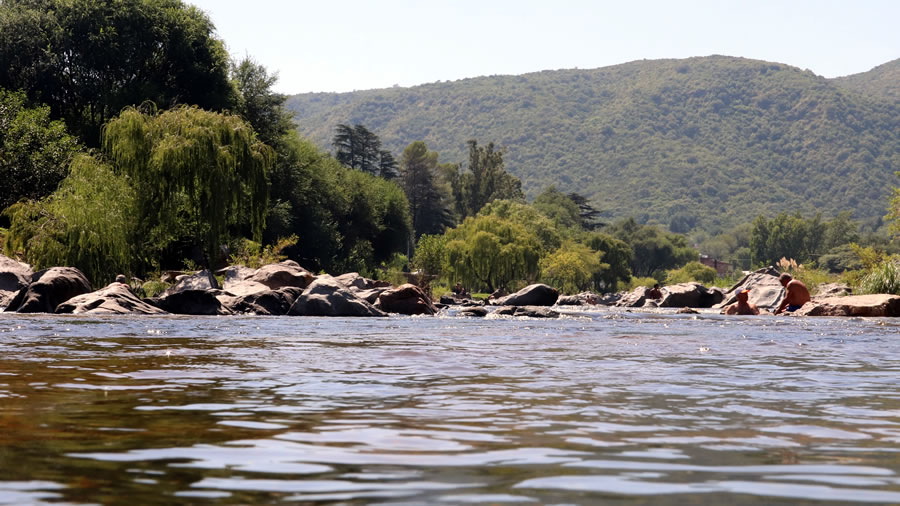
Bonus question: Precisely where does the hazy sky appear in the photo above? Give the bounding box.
[188,0,899,95]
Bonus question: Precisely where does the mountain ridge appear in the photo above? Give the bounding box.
[286,55,900,234]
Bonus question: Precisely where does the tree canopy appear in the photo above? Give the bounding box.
[0,0,235,146]
[0,89,81,214]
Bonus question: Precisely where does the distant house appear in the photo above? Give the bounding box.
[699,255,732,276]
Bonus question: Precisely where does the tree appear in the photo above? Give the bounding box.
[608,218,696,279]
[532,186,581,229]
[567,192,605,230]
[230,57,294,148]
[399,141,454,239]
[540,242,608,294]
[449,140,524,219]
[0,0,235,147]
[443,214,541,292]
[102,105,273,270]
[266,132,412,275]
[332,123,397,178]
[583,232,632,291]
[4,154,136,285]
[0,89,81,214]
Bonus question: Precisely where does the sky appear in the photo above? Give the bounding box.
[187,0,899,95]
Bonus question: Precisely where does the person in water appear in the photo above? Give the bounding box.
[647,283,663,299]
[774,273,811,314]
[724,289,760,315]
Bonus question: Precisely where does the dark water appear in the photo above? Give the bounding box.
[1,308,899,505]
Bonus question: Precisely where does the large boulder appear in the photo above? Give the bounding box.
[793,294,900,317]
[248,261,315,290]
[219,287,302,316]
[375,283,437,315]
[659,282,724,308]
[222,261,315,297]
[56,282,167,315]
[149,289,232,315]
[492,284,559,306]
[715,267,784,311]
[333,272,392,291]
[289,275,386,317]
[163,270,217,296]
[0,255,32,309]
[815,283,852,298]
[616,286,651,307]
[556,291,601,306]
[7,267,91,313]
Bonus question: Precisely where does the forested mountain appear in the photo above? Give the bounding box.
[833,58,900,103]
[286,56,900,234]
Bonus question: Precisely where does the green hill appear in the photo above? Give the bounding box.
[286,56,900,234]
[833,58,900,103]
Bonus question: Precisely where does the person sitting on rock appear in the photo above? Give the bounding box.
[724,289,759,315]
[775,273,811,314]
[647,283,663,299]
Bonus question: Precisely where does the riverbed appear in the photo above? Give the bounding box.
[1,308,899,504]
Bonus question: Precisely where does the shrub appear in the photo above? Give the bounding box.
[665,261,717,285]
[626,276,659,291]
[859,259,900,295]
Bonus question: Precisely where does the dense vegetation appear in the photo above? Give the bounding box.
[287,56,900,234]
[2,0,899,297]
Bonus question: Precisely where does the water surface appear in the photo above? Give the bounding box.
[1,308,899,504]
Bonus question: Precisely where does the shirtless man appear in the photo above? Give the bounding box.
[724,289,759,315]
[774,273,811,314]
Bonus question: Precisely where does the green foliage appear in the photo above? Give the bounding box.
[447,140,524,219]
[607,218,696,278]
[539,242,608,294]
[412,234,447,277]
[532,186,582,229]
[0,0,235,147]
[858,259,900,295]
[102,105,273,268]
[0,89,81,213]
[478,200,562,253]
[333,123,397,178]
[582,231,632,291]
[265,133,412,274]
[4,154,136,285]
[626,276,660,291]
[374,253,410,287]
[288,56,900,233]
[443,214,541,292]
[665,261,717,285]
[229,235,298,270]
[230,57,294,149]
[399,141,454,238]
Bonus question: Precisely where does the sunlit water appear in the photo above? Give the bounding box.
[1,307,899,505]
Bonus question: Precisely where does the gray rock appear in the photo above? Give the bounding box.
[220,287,302,316]
[0,255,33,307]
[816,283,852,298]
[793,294,900,317]
[149,289,232,315]
[163,270,217,296]
[659,282,724,308]
[56,282,167,315]
[289,275,386,317]
[333,272,392,291]
[457,306,488,317]
[715,267,785,311]
[375,283,437,315]
[493,305,560,318]
[493,284,559,306]
[7,267,92,313]
[249,261,315,290]
[616,286,651,307]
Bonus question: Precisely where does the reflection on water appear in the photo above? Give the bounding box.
[1,310,899,504]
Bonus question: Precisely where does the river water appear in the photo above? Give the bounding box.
[1,308,899,505]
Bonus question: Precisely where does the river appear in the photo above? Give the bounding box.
[1,308,899,504]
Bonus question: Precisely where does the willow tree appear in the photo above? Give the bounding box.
[443,214,541,292]
[102,105,273,270]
